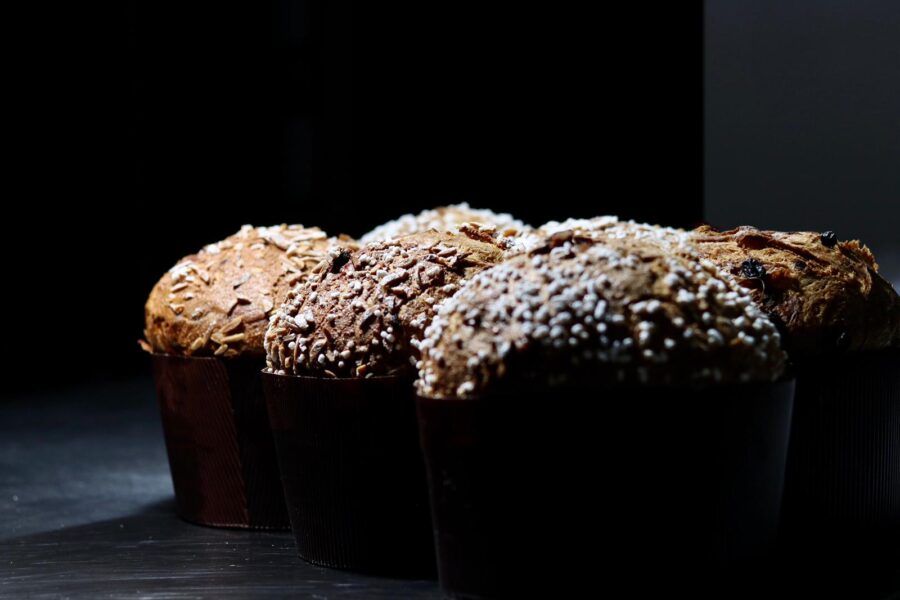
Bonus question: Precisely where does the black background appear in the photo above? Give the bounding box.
[2,2,703,393]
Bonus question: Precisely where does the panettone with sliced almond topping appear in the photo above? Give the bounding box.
[144,225,354,358]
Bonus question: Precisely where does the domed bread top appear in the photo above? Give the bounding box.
[517,216,688,254]
[416,224,786,399]
[265,230,506,378]
[536,216,621,238]
[358,203,530,248]
[692,226,900,359]
[144,225,353,359]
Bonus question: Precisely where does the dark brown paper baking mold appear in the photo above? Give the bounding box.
[151,354,290,529]
[417,380,795,599]
[262,373,435,576]
[779,348,900,566]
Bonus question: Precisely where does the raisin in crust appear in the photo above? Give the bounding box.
[265,231,506,378]
[692,225,900,360]
[416,224,786,399]
[144,225,353,359]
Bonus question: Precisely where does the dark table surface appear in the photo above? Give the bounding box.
[0,377,440,599]
[2,377,899,599]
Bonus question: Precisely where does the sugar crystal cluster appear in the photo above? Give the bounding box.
[359,203,530,250]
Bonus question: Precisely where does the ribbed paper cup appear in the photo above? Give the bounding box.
[779,348,900,567]
[262,372,435,577]
[151,354,290,529]
[417,379,795,599]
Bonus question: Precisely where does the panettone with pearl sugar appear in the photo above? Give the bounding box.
[416,221,787,399]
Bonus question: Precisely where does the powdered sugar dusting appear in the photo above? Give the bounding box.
[359,203,530,247]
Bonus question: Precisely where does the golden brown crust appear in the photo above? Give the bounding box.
[416,222,787,399]
[691,225,900,360]
[265,231,505,377]
[144,225,354,358]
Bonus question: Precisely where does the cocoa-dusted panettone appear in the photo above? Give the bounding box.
[265,231,506,378]
[358,203,530,247]
[416,223,787,399]
[144,225,353,358]
[692,225,900,359]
